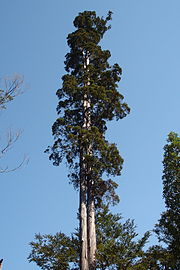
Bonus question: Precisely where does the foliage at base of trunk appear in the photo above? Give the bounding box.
[28,205,150,270]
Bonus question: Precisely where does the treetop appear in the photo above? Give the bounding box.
[73,10,112,38]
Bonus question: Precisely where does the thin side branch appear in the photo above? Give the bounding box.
[0,130,22,157]
[0,155,29,173]
[0,74,24,109]
[0,130,29,173]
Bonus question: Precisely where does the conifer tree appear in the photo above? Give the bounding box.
[139,132,180,269]
[46,11,130,270]
[154,132,180,269]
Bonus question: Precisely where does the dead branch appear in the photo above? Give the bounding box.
[0,130,22,157]
[0,130,29,173]
[0,74,27,173]
[0,154,29,173]
[0,74,24,109]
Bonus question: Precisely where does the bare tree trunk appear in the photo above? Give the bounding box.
[87,180,96,270]
[79,50,90,270]
[79,50,97,270]
[80,162,89,270]
[84,51,97,269]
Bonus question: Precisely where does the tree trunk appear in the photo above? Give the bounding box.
[87,180,96,270]
[79,50,97,270]
[79,50,90,270]
[84,51,97,269]
[80,168,89,270]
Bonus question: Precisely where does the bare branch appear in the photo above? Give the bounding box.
[0,74,27,173]
[0,155,29,173]
[0,74,24,109]
[0,130,22,157]
[0,130,29,173]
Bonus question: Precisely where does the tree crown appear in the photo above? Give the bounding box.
[46,10,130,205]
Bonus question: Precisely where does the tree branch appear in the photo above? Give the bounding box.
[0,74,24,109]
[0,130,29,173]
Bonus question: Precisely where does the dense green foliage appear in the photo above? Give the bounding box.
[28,232,79,270]
[28,205,150,270]
[137,132,180,270]
[46,10,130,205]
[96,205,150,269]
[154,132,180,269]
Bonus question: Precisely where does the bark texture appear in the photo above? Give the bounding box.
[80,172,89,270]
[87,182,96,270]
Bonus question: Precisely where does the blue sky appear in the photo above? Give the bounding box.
[0,0,180,269]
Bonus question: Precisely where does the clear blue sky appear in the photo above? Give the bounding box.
[0,0,180,269]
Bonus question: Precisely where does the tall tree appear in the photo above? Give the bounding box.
[46,11,130,270]
[154,132,180,269]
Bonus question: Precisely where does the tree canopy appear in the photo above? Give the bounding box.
[46,10,130,205]
[154,132,180,269]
